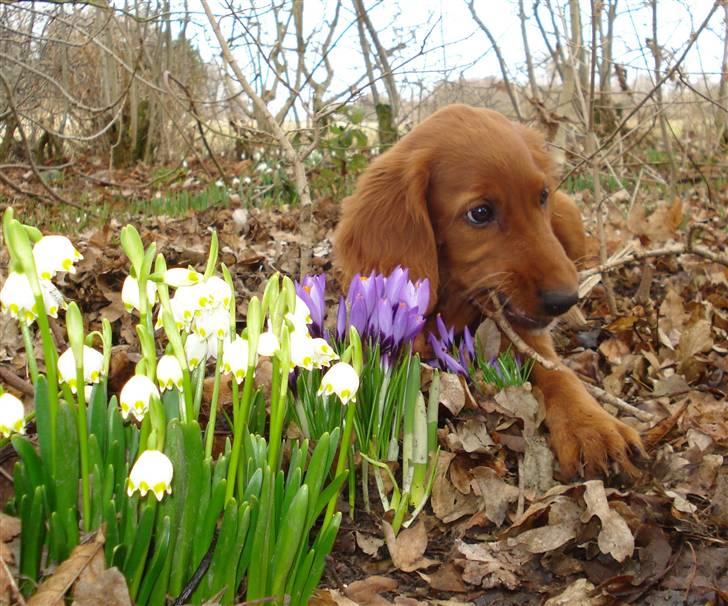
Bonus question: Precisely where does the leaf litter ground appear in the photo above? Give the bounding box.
[0,171,726,605]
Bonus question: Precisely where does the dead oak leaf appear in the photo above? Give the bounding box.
[418,563,469,593]
[456,539,530,590]
[470,467,519,527]
[383,520,438,573]
[581,481,634,563]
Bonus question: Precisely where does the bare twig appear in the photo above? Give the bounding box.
[579,240,728,280]
[0,366,34,397]
[484,294,558,370]
[557,1,721,189]
[0,70,91,213]
[583,383,655,422]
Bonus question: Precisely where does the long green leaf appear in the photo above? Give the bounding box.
[136,514,172,606]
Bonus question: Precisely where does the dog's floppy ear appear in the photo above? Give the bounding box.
[334,147,439,312]
[514,123,587,264]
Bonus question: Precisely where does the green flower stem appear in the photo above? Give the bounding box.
[181,369,194,423]
[74,367,91,532]
[193,363,205,419]
[266,356,285,471]
[204,339,224,459]
[32,292,59,469]
[323,401,357,527]
[19,322,38,385]
[226,364,255,502]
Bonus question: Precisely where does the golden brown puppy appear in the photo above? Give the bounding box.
[334,104,642,477]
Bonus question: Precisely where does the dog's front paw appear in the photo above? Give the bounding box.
[545,394,644,479]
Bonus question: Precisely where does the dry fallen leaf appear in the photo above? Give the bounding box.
[456,539,529,590]
[493,387,543,436]
[383,520,438,573]
[344,575,398,605]
[470,467,519,527]
[581,481,634,563]
[418,562,469,593]
[544,578,606,605]
[438,372,466,415]
[356,531,385,557]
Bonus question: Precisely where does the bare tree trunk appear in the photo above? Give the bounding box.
[519,0,539,104]
[717,3,728,149]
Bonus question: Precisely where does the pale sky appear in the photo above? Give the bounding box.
[185,0,726,110]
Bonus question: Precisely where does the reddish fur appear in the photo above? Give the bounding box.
[333,104,643,478]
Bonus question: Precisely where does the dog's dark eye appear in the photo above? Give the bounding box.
[465,204,495,226]
[540,188,549,207]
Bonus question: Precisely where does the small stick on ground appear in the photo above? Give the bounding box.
[583,383,655,422]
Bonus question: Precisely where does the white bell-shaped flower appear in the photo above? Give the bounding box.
[184,333,208,369]
[0,392,26,438]
[222,335,250,383]
[193,306,229,340]
[317,362,359,405]
[257,323,280,357]
[311,338,338,369]
[164,267,203,288]
[32,235,82,279]
[1,272,37,324]
[294,295,313,325]
[121,276,158,312]
[157,355,184,391]
[119,375,159,421]
[57,346,104,393]
[40,280,64,318]
[290,330,315,371]
[126,449,173,501]
[205,276,232,308]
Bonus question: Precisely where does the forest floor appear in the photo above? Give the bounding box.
[0,162,726,605]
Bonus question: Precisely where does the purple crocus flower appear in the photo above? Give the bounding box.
[296,274,326,338]
[336,296,347,342]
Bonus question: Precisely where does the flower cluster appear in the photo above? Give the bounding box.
[337,267,429,368]
[0,235,82,324]
[428,316,533,388]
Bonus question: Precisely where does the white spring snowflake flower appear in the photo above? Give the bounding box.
[32,235,82,280]
[317,362,359,405]
[57,346,104,394]
[184,333,208,370]
[257,323,280,357]
[290,330,315,371]
[126,450,173,501]
[119,375,159,422]
[222,336,250,383]
[0,273,64,324]
[157,355,184,391]
[205,276,232,308]
[164,268,203,288]
[121,276,158,312]
[311,338,338,369]
[193,306,230,340]
[0,392,26,438]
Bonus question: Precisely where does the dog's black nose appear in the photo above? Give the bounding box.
[539,290,579,316]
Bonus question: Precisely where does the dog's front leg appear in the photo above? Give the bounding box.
[516,329,643,478]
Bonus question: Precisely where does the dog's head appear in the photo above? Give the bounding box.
[334,104,584,331]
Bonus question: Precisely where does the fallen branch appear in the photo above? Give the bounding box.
[0,366,34,397]
[579,241,728,280]
[484,293,558,370]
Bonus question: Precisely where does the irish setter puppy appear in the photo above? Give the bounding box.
[333,104,643,478]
